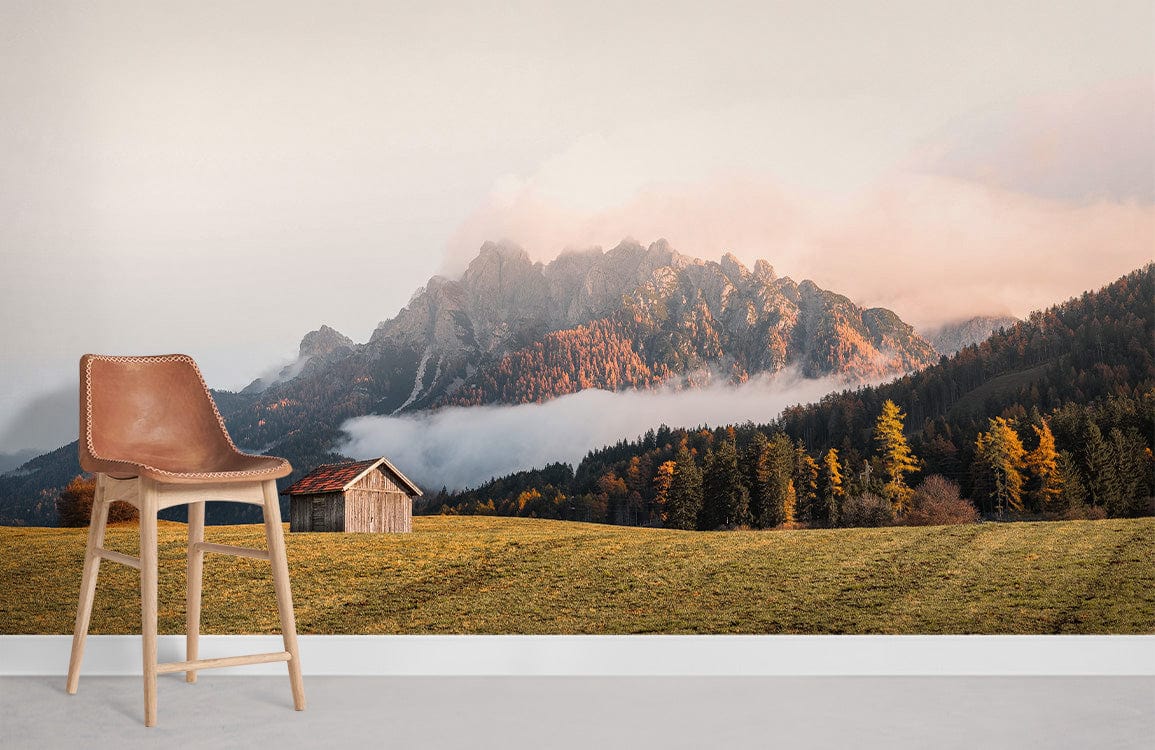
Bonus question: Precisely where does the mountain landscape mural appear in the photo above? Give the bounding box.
[1,243,1151,531]
[2,254,1151,640]
[2,2,1153,652]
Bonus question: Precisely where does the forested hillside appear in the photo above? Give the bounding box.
[431,265,1155,526]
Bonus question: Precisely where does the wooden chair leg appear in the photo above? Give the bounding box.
[186,500,205,683]
[139,478,159,727]
[66,474,111,694]
[262,480,306,711]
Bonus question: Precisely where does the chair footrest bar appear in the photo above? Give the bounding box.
[192,542,271,560]
[156,651,292,674]
[95,548,141,569]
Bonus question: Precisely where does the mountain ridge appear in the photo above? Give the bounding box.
[224,239,936,469]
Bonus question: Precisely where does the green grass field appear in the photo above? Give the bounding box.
[2,516,1152,634]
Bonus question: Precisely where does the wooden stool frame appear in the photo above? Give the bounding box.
[65,473,306,727]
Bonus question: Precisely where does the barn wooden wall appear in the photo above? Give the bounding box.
[289,492,345,532]
[344,467,413,533]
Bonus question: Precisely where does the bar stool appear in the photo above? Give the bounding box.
[66,354,306,726]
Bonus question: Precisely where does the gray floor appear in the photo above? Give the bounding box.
[1,676,1151,749]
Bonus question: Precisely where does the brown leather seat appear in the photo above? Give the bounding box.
[79,354,291,483]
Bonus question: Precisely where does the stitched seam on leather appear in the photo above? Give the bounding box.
[84,354,282,479]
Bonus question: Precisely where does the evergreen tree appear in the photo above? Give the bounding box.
[793,442,819,525]
[920,433,962,484]
[973,417,1027,516]
[1056,450,1088,512]
[1108,427,1151,517]
[1025,420,1062,511]
[839,441,865,497]
[700,440,749,529]
[759,433,796,528]
[743,432,771,524]
[696,448,715,528]
[1080,419,1114,509]
[873,400,919,513]
[819,448,844,528]
[665,445,703,531]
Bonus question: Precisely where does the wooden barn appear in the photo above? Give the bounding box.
[282,457,423,533]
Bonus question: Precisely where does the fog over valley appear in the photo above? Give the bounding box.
[338,370,847,491]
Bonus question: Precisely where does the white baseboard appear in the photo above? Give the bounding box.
[2,635,1153,676]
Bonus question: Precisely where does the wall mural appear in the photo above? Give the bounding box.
[1,3,1152,636]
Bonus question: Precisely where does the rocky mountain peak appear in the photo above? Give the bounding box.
[298,325,354,360]
[462,242,536,291]
[753,259,776,283]
[476,240,531,263]
[719,252,749,284]
[463,240,542,292]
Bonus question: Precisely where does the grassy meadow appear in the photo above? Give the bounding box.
[1,515,1152,634]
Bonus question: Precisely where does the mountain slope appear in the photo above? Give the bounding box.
[777,264,1153,451]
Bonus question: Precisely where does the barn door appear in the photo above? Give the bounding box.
[311,498,326,531]
[369,496,380,533]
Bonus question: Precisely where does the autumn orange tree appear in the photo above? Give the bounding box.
[872,400,919,513]
[818,448,844,527]
[1025,420,1063,511]
[652,460,676,523]
[56,475,138,527]
[973,417,1027,516]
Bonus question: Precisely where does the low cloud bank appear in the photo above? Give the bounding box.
[441,79,1154,331]
[337,371,844,491]
[444,173,1154,332]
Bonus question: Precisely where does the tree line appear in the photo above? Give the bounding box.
[428,392,1152,529]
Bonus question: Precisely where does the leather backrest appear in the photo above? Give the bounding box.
[79,354,236,474]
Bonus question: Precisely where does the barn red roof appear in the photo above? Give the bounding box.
[281,457,423,496]
[281,460,378,495]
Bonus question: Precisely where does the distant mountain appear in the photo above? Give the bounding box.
[923,315,1019,356]
[241,325,355,395]
[0,239,937,525]
[0,449,38,475]
[0,397,257,527]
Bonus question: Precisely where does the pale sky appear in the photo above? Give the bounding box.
[1,0,1152,453]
